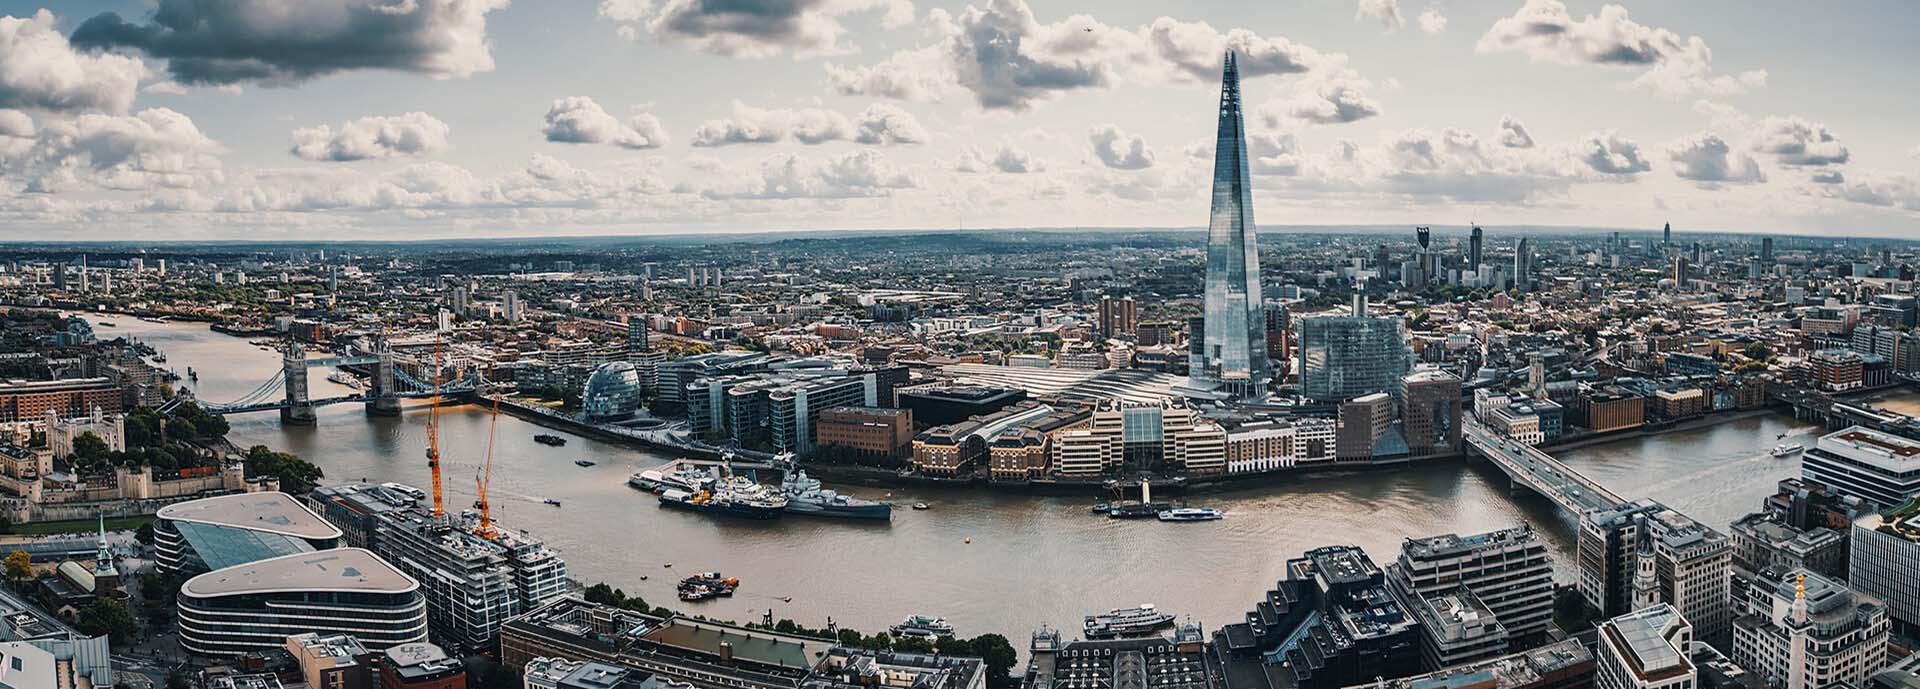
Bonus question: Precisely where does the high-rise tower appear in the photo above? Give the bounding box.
[1196,51,1267,396]
[1469,225,1484,272]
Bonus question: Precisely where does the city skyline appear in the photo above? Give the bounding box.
[0,1,1916,241]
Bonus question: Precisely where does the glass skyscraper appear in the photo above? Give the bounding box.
[1194,51,1268,396]
[1298,315,1412,403]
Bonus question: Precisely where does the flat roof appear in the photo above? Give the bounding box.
[158,492,342,541]
[181,548,417,598]
[644,617,833,669]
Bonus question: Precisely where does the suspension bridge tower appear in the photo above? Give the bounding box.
[280,340,317,425]
[366,337,401,417]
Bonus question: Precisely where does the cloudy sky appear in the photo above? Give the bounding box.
[1,0,1917,241]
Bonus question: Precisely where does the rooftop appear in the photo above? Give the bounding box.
[1403,526,1540,560]
[643,616,834,670]
[1819,425,1920,463]
[1600,604,1692,683]
[181,547,417,598]
[158,492,342,541]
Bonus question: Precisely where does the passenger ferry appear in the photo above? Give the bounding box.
[1771,443,1803,458]
[1157,507,1225,522]
[1084,604,1177,639]
[890,615,955,639]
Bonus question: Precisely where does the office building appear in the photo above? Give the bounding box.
[1194,51,1269,397]
[1335,392,1402,461]
[1350,638,1592,689]
[1578,386,1645,434]
[1512,237,1532,292]
[1469,225,1485,273]
[583,361,645,422]
[1390,526,1556,640]
[1400,369,1463,455]
[687,369,872,455]
[815,406,913,461]
[1595,604,1693,689]
[307,483,569,653]
[178,548,428,656]
[286,633,374,689]
[1802,426,1920,508]
[502,596,826,689]
[1728,513,1847,581]
[155,492,343,575]
[896,386,1026,427]
[0,378,122,423]
[1730,568,1889,689]
[1405,588,1510,670]
[654,352,771,405]
[1213,546,1421,689]
[1579,500,1732,649]
[1810,349,1865,392]
[1299,315,1411,403]
[379,642,467,689]
[1851,502,1920,634]
[1098,295,1139,339]
[1026,624,1208,689]
[527,657,652,689]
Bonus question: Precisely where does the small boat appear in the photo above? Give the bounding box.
[575,460,597,467]
[543,498,562,507]
[890,615,955,639]
[1770,443,1803,458]
[97,321,116,327]
[1157,507,1225,522]
[534,434,567,447]
[677,572,739,601]
[1084,604,1177,639]
[911,502,930,511]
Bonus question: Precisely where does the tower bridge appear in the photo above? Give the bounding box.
[161,338,498,425]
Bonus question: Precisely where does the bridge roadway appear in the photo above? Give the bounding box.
[1462,418,1624,514]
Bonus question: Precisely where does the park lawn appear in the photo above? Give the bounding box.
[8,515,155,536]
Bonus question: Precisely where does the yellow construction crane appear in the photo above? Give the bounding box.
[474,368,500,539]
[426,340,447,518]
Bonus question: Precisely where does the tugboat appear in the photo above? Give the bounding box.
[658,477,788,520]
[1084,604,1177,639]
[782,471,892,520]
[534,434,567,447]
[890,615,956,639]
[677,572,740,601]
[1770,443,1803,459]
[1156,507,1225,522]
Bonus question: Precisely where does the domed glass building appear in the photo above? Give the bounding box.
[583,361,643,421]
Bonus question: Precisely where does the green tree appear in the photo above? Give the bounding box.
[76,599,137,644]
[3,550,30,584]
[243,445,325,494]
[966,634,1019,688]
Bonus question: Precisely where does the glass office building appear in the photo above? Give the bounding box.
[1194,51,1269,396]
[154,491,342,576]
[178,548,427,656]
[1299,315,1412,403]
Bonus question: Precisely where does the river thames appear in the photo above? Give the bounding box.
[101,316,1903,642]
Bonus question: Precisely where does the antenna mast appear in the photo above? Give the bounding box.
[474,368,500,539]
[426,339,446,518]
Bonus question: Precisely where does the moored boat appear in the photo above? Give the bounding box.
[534,434,567,447]
[890,615,955,639]
[677,572,739,601]
[1084,604,1177,639]
[782,471,891,520]
[1157,507,1225,522]
[658,478,787,520]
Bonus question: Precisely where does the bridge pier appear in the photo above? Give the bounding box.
[280,341,317,426]
[366,341,401,417]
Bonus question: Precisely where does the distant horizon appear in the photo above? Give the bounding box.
[0,222,1914,249]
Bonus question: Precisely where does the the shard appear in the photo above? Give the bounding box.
[1194,51,1268,396]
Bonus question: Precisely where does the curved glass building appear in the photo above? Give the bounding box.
[154,491,342,575]
[178,548,427,656]
[583,361,643,421]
